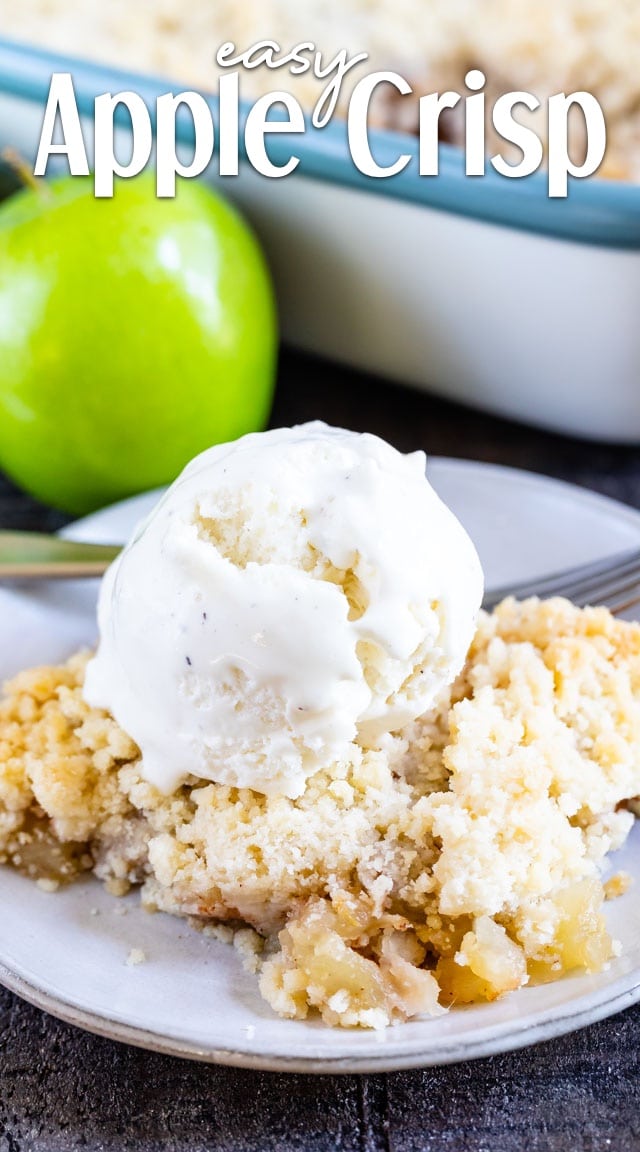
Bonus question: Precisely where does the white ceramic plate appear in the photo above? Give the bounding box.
[1,457,640,1073]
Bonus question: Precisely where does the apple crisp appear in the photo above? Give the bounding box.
[5,0,640,180]
[1,596,639,1029]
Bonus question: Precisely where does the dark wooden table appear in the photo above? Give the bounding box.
[1,350,640,1152]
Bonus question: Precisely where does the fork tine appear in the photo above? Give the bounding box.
[547,552,640,606]
[483,546,640,611]
[564,563,640,608]
[605,591,640,617]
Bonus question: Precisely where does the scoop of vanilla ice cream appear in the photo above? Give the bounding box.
[83,423,483,798]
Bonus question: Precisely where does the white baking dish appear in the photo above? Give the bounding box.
[1,37,640,442]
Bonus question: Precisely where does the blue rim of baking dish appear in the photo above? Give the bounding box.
[1,35,640,249]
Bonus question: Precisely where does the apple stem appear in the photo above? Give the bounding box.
[1,148,52,199]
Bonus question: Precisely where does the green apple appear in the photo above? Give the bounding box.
[0,174,277,514]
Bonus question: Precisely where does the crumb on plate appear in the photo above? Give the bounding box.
[126,948,146,967]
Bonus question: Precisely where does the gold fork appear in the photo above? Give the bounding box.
[0,532,121,579]
[2,531,640,615]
